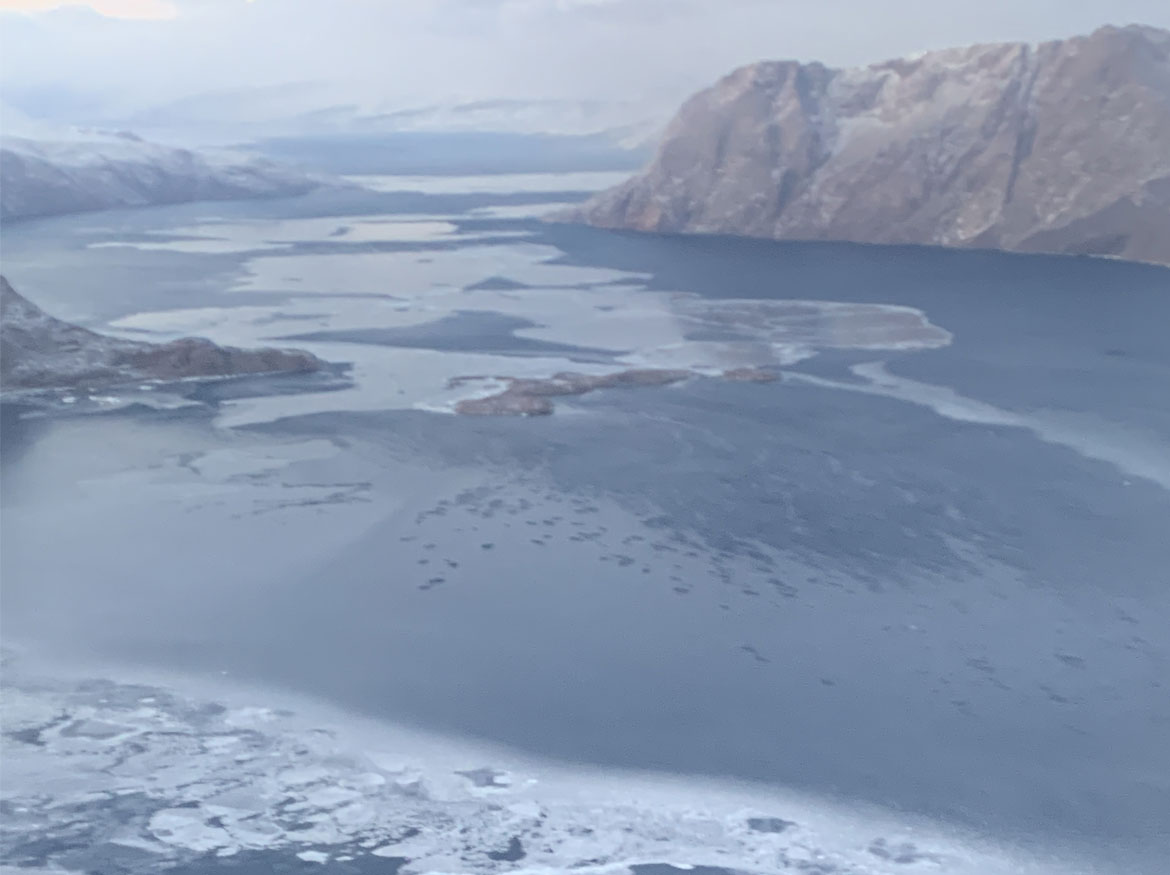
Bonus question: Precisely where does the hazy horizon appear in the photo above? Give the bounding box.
[4,0,1170,137]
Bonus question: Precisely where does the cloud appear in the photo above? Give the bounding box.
[0,0,177,19]
[2,0,1169,129]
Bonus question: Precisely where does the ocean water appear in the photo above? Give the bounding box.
[2,174,1169,874]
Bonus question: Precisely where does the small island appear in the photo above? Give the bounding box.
[451,367,778,416]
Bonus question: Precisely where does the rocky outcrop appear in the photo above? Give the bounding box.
[453,369,694,416]
[0,131,320,222]
[565,25,1170,266]
[0,276,323,391]
[721,367,780,383]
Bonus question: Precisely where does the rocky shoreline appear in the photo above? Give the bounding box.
[1,276,325,393]
[452,366,777,416]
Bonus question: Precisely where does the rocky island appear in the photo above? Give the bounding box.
[0,276,324,392]
[452,369,694,416]
[565,25,1170,266]
[451,367,778,416]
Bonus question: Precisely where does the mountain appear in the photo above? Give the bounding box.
[125,93,664,176]
[0,276,323,391]
[6,84,667,176]
[250,130,653,176]
[565,25,1170,266]
[0,130,322,222]
[119,90,667,147]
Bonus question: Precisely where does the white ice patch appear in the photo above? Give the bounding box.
[0,659,1095,875]
[89,238,294,255]
[469,201,578,220]
[232,242,645,296]
[785,362,1170,492]
[673,299,953,351]
[85,214,519,255]
[98,213,950,428]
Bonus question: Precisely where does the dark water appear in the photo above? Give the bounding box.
[281,309,618,359]
[2,190,1169,872]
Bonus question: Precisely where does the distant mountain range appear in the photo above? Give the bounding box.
[0,94,662,204]
[0,130,322,222]
[115,90,666,150]
[118,93,664,176]
[566,25,1170,266]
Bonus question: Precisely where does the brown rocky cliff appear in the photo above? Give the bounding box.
[563,26,1170,265]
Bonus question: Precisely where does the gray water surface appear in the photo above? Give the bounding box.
[3,187,1169,873]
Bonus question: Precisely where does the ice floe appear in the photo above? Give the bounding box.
[105,229,951,427]
[0,658,1094,875]
[785,362,1170,492]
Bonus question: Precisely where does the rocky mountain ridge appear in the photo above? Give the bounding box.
[565,25,1170,266]
[0,130,321,222]
[0,276,324,391]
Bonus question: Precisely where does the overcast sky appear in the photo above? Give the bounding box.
[3,0,1170,121]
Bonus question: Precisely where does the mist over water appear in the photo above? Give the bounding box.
[2,178,1169,874]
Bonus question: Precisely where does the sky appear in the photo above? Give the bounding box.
[3,0,1170,131]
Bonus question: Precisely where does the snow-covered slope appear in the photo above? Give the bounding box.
[0,130,321,221]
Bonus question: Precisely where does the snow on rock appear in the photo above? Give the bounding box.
[0,129,321,221]
[564,25,1170,266]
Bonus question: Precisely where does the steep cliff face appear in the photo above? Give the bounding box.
[0,276,323,391]
[567,25,1170,265]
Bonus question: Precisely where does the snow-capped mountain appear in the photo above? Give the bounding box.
[345,98,665,149]
[0,129,322,222]
[106,86,669,150]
